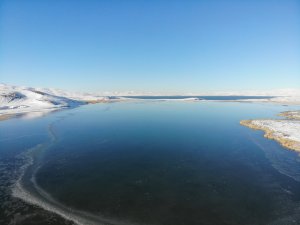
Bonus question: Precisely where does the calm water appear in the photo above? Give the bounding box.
[1,101,300,225]
[121,96,274,100]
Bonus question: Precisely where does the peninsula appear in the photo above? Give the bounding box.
[241,111,300,152]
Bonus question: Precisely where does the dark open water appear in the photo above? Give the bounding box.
[1,100,300,225]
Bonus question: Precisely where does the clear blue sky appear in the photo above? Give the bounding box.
[1,0,299,93]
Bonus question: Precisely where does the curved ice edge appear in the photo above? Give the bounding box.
[11,149,85,225]
[11,147,132,225]
[10,123,131,225]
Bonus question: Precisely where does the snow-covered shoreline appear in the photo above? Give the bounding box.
[0,84,112,120]
[1,83,300,121]
[241,111,300,152]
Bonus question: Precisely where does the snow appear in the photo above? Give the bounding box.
[241,111,300,151]
[1,83,300,118]
[0,84,107,117]
[252,120,300,143]
[33,87,107,101]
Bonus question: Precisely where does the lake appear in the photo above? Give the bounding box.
[1,100,300,225]
[120,96,274,100]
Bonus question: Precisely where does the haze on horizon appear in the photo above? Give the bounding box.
[1,0,299,94]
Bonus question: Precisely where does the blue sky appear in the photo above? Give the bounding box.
[1,0,299,93]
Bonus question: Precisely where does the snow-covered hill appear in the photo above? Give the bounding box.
[0,84,107,117]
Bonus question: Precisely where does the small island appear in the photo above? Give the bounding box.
[240,111,300,152]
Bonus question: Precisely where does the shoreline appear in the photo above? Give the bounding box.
[240,111,300,152]
[2,97,299,224]
[1,97,299,123]
[0,114,16,121]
